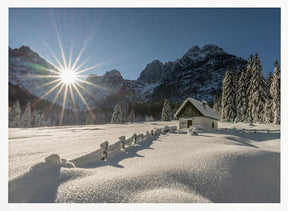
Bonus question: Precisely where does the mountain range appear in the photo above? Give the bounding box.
[9,44,247,111]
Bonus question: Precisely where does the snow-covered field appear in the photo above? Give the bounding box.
[8,121,280,203]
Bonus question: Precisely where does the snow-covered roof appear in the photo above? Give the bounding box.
[174,98,219,120]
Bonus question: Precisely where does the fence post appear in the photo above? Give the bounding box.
[100,141,109,161]
[243,128,245,133]
[154,129,158,136]
[151,130,154,136]
[133,133,137,144]
[267,129,270,134]
[119,136,126,149]
[254,129,256,133]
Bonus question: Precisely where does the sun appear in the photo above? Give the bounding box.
[60,68,77,84]
[30,17,107,125]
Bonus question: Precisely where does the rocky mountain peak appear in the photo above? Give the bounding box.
[103,69,124,83]
[9,46,54,71]
[200,44,225,55]
[10,46,37,58]
[182,44,226,62]
[137,60,165,84]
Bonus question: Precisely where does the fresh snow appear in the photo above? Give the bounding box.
[174,98,219,120]
[9,121,280,203]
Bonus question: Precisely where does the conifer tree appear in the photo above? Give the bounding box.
[270,60,281,124]
[161,99,171,121]
[121,104,128,123]
[221,67,236,122]
[111,102,125,124]
[264,99,273,123]
[266,71,273,97]
[9,100,22,127]
[129,109,136,123]
[236,70,248,122]
[32,110,46,127]
[213,93,222,117]
[248,53,267,122]
[21,102,32,128]
[246,54,254,121]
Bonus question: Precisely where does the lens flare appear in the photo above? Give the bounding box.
[60,68,77,84]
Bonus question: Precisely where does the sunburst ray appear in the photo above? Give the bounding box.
[33,81,63,106]
[72,83,94,117]
[60,84,68,125]
[46,82,66,113]
[26,16,106,125]
[35,78,62,89]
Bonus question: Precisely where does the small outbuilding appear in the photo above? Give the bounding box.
[174,98,219,129]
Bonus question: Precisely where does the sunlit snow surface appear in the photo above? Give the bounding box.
[9,121,280,203]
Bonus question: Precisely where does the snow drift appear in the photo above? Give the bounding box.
[8,122,280,203]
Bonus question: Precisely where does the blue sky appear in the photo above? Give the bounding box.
[9,8,280,79]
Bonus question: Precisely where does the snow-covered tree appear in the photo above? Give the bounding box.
[161,99,171,121]
[145,115,154,122]
[270,60,281,124]
[129,109,136,123]
[21,102,32,128]
[236,70,248,122]
[221,67,236,122]
[9,100,22,127]
[121,104,128,123]
[246,54,254,121]
[213,93,222,117]
[264,99,273,123]
[111,102,126,124]
[266,71,273,97]
[248,54,267,122]
[32,110,46,127]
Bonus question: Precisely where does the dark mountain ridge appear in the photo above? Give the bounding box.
[9,44,247,111]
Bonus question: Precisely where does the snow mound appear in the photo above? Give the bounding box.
[8,122,280,203]
[9,154,75,202]
[45,154,61,165]
[54,132,279,203]
[129,188,211,203]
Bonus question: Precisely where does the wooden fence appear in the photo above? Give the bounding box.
[224,128,280,134]
[71,126,177,167]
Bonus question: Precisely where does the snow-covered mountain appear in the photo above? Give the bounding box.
[141,45,247,102]
[9,46,59,103]
[9,44,247,110]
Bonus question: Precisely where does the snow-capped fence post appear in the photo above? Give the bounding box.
[243,128,245,133]
[154,129,158,136]
[133,133,137,144]
[151,130,154,136]
[267,129,270,134]
[100,141,109,161]
[164,126,169,133]
[119,136,126,149]
[254,129,257,133]
[146,131,149,138]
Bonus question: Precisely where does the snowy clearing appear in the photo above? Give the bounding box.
[8,121,280,203]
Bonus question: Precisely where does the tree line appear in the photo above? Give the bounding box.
[111,99,173,124]
[214,54,280,124]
